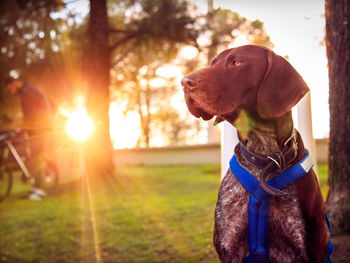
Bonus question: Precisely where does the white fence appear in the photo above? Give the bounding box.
[114,139,328,166]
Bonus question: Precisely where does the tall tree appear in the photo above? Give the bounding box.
[85,0,113,173]
[325,0,350,234]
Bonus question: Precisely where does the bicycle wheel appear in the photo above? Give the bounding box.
[0,164,12,203]
[42,159,59,192]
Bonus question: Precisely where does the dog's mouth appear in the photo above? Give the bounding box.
[184,94,242,125]
[184,96,214,121]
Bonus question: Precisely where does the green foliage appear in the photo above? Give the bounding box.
[0,0,65,72]
[0,0,88,113]
[0,0,273,146]
[108,1,273,146]
[208,8,248,46]
[318,164,329,200]
[108,0,200,146]
[109,0,198,64]
[251,19,264,29]
[152,107,193,145]
[0,0,61,125]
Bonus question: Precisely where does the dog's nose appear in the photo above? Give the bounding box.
[181,76,196,92]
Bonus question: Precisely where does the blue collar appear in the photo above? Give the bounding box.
[229,150,313,262]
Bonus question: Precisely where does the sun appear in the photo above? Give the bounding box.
[66,106,94,141]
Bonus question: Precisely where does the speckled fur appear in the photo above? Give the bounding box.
[213,128,308,263]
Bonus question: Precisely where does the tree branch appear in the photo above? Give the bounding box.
[109,30,144,51]
[111,38,139,66]
[109,28,132,34]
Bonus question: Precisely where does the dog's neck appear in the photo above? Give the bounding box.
[237,111,294,156]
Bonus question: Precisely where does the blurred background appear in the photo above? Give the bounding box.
[0,0,329,166]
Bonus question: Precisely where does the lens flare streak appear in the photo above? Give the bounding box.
[79,147,102,263]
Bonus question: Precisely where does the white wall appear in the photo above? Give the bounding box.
[114,144,221,166]
[113,139,328,166]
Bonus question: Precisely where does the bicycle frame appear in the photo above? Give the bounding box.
[0,132,32,179]
[4,139,31,179]
[1,130,59,202]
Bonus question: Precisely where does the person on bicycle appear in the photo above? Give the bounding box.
[6,77,54,200]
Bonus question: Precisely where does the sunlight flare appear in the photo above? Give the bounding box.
[66,106,94,141]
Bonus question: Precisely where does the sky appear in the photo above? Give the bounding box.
[211,0,329,138]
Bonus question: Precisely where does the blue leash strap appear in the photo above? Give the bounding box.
[230,151,314,263]
[324,214,334,263]
[245,195,270,263]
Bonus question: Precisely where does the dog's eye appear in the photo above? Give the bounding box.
[228,58,243,67]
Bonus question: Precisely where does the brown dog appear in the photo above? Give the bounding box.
[181,45,330,262]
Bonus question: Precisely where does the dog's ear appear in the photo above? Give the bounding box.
[257,50,309,119]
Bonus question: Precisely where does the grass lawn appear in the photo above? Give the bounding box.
[0,161,329,263]
[0,163,222,263]
[318,164,329,199]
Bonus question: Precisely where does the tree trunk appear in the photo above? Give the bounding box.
[145,80,151,147]
[325,0,350,235]
[86,0,113,175]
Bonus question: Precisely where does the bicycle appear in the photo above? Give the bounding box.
[0,129,59,202]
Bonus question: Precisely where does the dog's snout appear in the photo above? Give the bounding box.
[181,76,197,92]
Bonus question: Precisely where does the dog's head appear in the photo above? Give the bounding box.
[181,45,309,124]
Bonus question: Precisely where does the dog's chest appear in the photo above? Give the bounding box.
[213,157,308,263]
